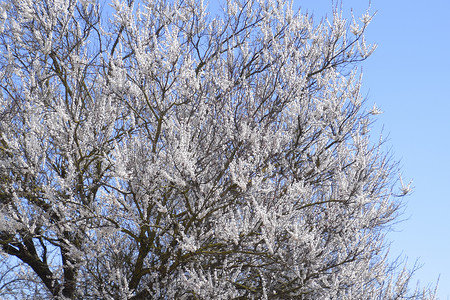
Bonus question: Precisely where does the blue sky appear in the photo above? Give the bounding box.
[111,0,449,296]
[81,0,450,297]
[209,0,449,298]
[293,0,450,298]
[208,0,450,297]
[108,0,449,296]
[106,0,448,296]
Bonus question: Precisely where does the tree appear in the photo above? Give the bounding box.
[0,0,436,298]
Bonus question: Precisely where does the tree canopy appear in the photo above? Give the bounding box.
[0,0,435,298]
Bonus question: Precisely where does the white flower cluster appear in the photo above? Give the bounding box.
[0,0,433,299]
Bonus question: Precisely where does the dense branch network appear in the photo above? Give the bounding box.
[0,0,435,299]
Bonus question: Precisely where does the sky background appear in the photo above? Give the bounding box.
[291,0,450,298]
[115,0,449,297]
[23,0,449,297]
[120,0,449,297]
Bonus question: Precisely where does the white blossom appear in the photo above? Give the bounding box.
[0,0,434,299]
[370,103,384,115]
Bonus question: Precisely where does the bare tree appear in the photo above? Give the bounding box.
[0,0,435,298]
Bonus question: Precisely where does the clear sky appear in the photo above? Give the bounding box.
[293,0,450,298]
[207,0,449,297]
[109,0,448,297]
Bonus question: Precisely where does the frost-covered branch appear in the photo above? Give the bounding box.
[0,0,435,299]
